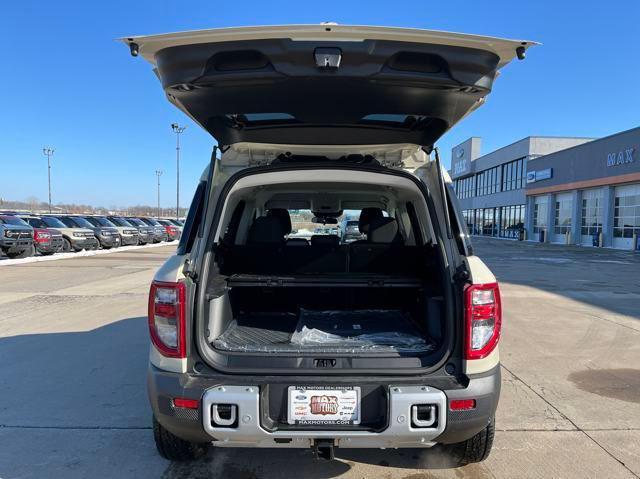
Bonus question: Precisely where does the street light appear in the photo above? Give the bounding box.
[43,147,55,213]
[155,170,163,218]
[171,123,186,221]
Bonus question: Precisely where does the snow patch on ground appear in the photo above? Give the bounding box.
[0,242,176,267]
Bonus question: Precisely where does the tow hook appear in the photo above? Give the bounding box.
[313,439,335,460]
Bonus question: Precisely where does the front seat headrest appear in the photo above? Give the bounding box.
[247,216,286,244]
[310,235,340,247]
[368,217,402,244]
[358,207,384,234]
[267,208,292,235]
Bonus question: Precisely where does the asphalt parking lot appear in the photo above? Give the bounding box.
[0,239,639,479]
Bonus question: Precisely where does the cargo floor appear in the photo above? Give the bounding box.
[212,310,435,354]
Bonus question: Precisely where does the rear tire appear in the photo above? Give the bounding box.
[451,417,495,465]
[152,415,208,461]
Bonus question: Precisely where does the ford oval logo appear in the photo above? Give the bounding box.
[296,395,307,400]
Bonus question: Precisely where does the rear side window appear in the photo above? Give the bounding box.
[178,180,206,255]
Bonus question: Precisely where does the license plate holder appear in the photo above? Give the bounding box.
[287,386,361,425]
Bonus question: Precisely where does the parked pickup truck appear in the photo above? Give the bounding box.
[0,215,34,258]
[124,24,533,466]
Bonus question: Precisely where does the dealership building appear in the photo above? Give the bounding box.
[450,126,640,249]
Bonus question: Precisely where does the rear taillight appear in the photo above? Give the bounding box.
[464,282,501,360]
[148,281,186,358]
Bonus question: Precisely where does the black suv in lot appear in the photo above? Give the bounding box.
[0,215,34,258]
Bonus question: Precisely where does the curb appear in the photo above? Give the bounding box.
[0,242,176,267]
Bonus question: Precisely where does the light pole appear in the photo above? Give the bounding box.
[43,147,55,213]
[171,123,186,220]
[155,170,163,218]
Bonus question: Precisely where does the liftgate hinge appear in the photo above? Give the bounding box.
[183,259,198,281]
[453,265,470,284]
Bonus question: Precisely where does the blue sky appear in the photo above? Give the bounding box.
[1,0,639,208]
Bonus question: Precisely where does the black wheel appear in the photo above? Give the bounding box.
[152,415,208,461]
[62,238,73,252]
[451,417,495,465]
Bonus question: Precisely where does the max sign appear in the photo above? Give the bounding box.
[607,148,634,167]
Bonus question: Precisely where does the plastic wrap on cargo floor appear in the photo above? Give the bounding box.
[290,309,435,352]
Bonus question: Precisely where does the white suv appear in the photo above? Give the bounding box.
[124,24,533,465]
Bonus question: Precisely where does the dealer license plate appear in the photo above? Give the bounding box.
[287,386,360,425]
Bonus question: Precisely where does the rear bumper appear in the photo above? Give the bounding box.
[148,364,500,447]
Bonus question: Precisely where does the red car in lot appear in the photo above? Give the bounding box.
[18,215,64,255]
[156,219,182,241]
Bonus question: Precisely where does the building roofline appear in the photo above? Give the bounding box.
[529,126,640,160]
[468,135,596,163]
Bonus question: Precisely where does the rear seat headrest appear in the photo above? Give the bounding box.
[310,234,340,247]
[267,208,292,235]
[368,217,402,244]
[247,216,286,244]
[358,207,384,234]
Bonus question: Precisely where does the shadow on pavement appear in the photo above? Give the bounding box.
[471,237,640,320]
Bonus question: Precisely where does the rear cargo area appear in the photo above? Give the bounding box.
[206,241,446,358]
[199,170,452,369]
[213,283,442,354]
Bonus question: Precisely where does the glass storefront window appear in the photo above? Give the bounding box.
[613,184,640,239]
[498,204,525,238]
[554,195,573,235]
[581,189,603,237]
[533,196,548,234]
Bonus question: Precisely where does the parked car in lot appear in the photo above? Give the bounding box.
[74,215,122,249]
[157,219,182,241]
[0,215,34,258]
[17,215,64,255]
[133,217,168,243]
[108,216,153,244]
[44,215,99,252]
[90,216,140,245]
[121,217,157,244]
[126,24,529,465]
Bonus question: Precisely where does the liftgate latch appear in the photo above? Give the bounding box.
[314,47,342,69]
